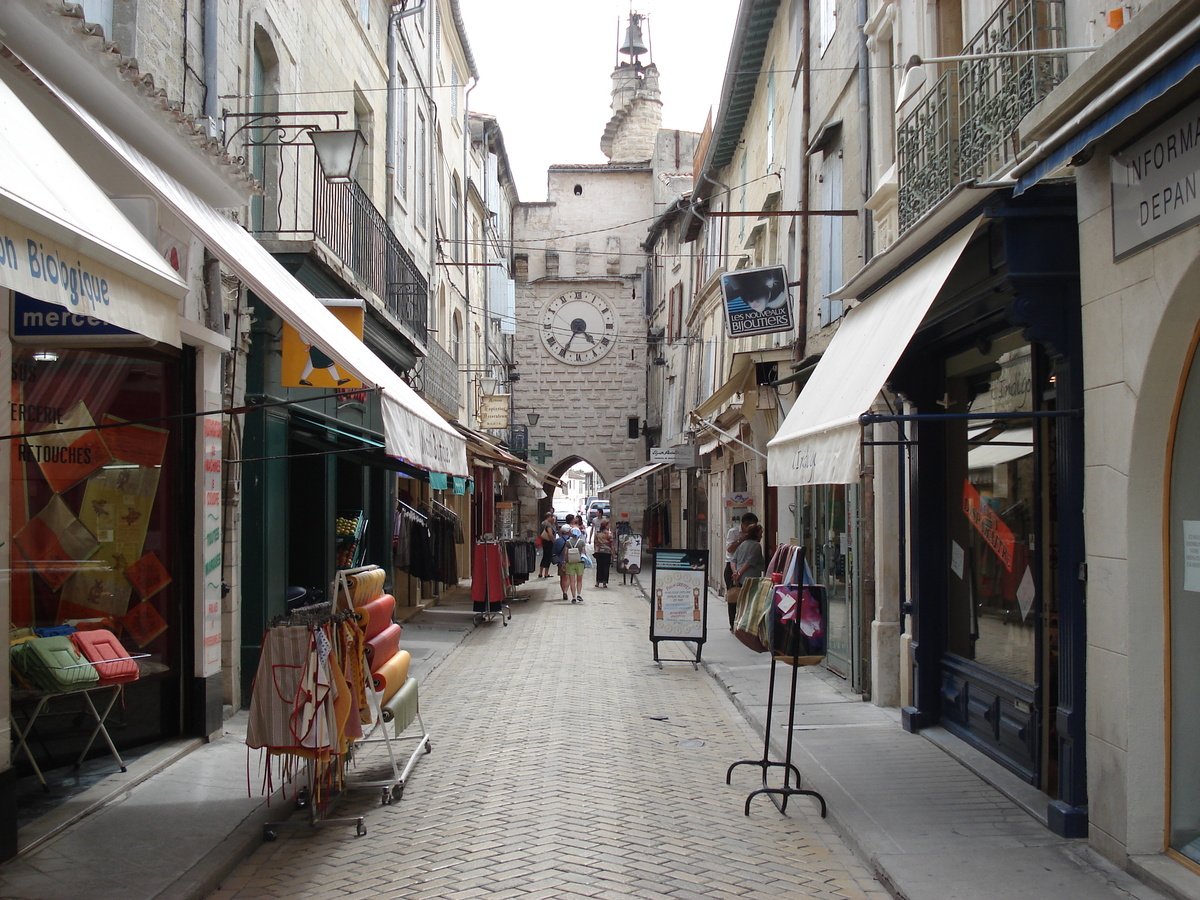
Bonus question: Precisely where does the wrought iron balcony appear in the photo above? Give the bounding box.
[242,138,428,346]
[898,0,1068,233]
[312,177,428,345]
[409,337,460,418]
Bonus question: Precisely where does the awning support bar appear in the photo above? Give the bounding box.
[690,413,766,459]
[860,409,1080,425]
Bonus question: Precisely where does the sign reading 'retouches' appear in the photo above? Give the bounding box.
[1112,96,1200,260]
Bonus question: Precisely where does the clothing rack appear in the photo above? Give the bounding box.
[726,543,828,819]
[471,540,512,624]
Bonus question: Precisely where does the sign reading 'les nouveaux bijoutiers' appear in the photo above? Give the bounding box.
[1112,97,1200,259]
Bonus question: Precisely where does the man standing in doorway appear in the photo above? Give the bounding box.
[725,512,759,590]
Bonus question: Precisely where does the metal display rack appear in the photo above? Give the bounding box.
[727,563,828,818]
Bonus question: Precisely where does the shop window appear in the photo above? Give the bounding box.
[942,336,1039,686]
[1170,336,1200,862]
[9,348,181,669]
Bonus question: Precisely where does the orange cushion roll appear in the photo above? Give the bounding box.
[370,649,411,705]
[354,594,396,641]
[365,623,403,670]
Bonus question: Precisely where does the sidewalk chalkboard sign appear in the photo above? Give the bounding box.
[649,549,708,667]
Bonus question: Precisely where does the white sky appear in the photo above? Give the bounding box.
[456,0,740,202]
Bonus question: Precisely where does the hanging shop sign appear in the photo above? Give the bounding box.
[720,265,793,337]
[280,300,365,390]
[724,491,754,507]
[1112,94,1200,260]
[649,549,709,665]
[650,445,697,466]
[477,393,510,430]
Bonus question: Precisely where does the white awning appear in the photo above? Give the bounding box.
[42,74,467,476]
[767,219,981,487]
[0,75,185,345]
[601,461,671,493]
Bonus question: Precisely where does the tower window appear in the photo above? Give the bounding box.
[574,184,584,196]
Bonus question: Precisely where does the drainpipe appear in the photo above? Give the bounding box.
[463,76,477,427]
[857,0,873,264]
[386,0,427,219]
[202,0,219,137]
[798,0,811,363]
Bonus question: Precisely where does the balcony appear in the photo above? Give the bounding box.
[409,337,460,419]
[244,140,428,346]
[897,0,1068,233]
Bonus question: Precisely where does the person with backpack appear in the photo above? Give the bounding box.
[562,525,587,603]
[552,524,571,601]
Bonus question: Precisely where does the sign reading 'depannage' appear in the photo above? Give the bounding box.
[1111,96,1200,260]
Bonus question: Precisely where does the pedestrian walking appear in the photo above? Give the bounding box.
[537,512,556,578]
[730,521,765,630]
[563,526,587,603]
[592,517,614,587]
[725,512,759,625]
[553,524,571,601]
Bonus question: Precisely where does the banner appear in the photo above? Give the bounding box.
[280,301,365,389]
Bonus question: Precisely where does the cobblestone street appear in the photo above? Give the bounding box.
[209,581,889,900]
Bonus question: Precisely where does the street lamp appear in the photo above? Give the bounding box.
[480,376,498,396]
[309,128,367,183]
[527,412,540,426]
[895,47,1097,111]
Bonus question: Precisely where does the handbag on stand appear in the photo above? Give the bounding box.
[733,577,772,653]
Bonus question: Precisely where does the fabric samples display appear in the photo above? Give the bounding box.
[370,649,411,704]
[354,594,396,641]
[364,623,402,666]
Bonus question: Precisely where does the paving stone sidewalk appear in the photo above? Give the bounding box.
[208,580,889,900]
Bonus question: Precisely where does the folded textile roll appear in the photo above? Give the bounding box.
[354,594,395,640]
[381,677,419,735]
[347,567,386,604]
[365,623,402,669]
[371,649,411,705]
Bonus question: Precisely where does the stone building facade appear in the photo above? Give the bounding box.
[509,32,696,533]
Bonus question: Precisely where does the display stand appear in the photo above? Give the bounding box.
[648,549,708,669]
[12,683,128,788]
[726,558,828,818]
[333,565,431,805]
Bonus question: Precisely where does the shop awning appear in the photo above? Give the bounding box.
[454,423,527,473]
[43,76,468,477]
[691,348,793,420]
[600,461,671,493]
[0,76,185,345]
[1014,31,1200,196]
[767,219,981,487]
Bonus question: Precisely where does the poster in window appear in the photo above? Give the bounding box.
[23,400,112,494]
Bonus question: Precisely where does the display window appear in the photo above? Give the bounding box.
[9,347,180,676]
[942,337,1042,688]
[1169,327,1200,865]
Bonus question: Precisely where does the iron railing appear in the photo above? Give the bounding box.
[312,176,428,345]
[898,0,1068,232]
[409,337,459,417]
[241,137,429,346]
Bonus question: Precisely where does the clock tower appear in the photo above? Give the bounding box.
[509,12,699,530]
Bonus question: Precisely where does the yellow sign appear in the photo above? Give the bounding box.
[280,302,365,389]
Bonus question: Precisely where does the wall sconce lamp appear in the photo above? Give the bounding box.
[480,376,498,396]
[309,128,367,183]
[527,412,540,426]
[895,46,1098,112]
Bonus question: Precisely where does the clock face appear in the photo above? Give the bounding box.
[538,290,619,365]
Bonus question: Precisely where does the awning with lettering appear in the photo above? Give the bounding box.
[767,219,981,487]
[0,76,185,345]
[41,74,467,476]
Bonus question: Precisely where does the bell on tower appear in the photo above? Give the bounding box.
[619,12,650,64]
